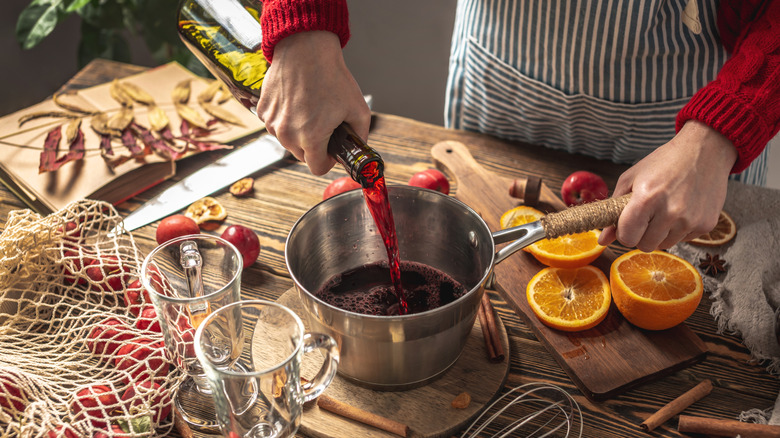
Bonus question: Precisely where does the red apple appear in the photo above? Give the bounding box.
[323,176,361,200]
[114,339,168,384]
[408,169,450,194]
[220,224,261,268]
[70,384,118,428]
[560,171,608,206]
[85,255,133,293]
[135,306,162,334]
[121,381,171,424]
[0,372,28,415]
[87,318,135,360]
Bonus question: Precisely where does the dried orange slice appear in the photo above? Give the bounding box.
[689,210,736,247]
[526,265,611,332]
[610,250,702,331]
[185,197,227,224]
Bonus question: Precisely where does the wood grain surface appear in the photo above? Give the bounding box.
[1,60,778,438]
[277,289,510,438]
[431,140,708,401]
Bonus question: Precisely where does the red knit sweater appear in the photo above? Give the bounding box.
[261,0,780,174]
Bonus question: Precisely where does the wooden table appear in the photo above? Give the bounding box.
[1,59,777,437]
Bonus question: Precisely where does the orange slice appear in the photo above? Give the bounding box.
[499,205,545,229]
[610,250,703,331]
[526,265,611,332]
[526,230,606,269]
[689,210,736,246]
[500,205,606,268]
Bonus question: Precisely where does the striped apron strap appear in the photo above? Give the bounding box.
[445,0,768,186]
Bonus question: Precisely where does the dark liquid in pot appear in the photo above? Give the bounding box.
[314,260,468,316]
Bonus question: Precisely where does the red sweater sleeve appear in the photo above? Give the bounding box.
[676,0,780,173]
[260,0,350,63]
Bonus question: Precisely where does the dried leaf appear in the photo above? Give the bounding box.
[180,119,191,137]
[65,118,82,145]
[198,80,222,103]
[131,122,185,160]
[216,83,233,104]
[53,91,99,114]
[121,127,143,156]
[90,112,113,136]
[199,102,245,127]
[175,103,208,129]
[147,105,170,131]
[104,153,134,169]
[99,134,114,157]
[120,81,156,105]
[109,79,134,107]
[39,125,62,173]
[160,126,176,143]
[18,111,79,127]
[58,127,86,164]
[107,107,135,132]
[172,79,192,104]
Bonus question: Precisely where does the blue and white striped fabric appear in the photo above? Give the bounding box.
[445,0,768,185]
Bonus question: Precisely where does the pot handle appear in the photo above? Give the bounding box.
[494,194,631,264]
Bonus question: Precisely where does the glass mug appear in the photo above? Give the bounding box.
[141,234,243,430]
[195,300,339,438]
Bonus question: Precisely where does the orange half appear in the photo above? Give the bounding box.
[526,265,611,332]
[610,250,703,330]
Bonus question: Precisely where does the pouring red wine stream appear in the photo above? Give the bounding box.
[176,0,409,313]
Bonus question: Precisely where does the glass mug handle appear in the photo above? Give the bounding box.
[300,332,339,403]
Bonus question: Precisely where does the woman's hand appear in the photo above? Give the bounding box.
[598,120,738,251]
[257,31,371,175]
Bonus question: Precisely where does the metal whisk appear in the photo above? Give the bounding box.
[460,382,583,438]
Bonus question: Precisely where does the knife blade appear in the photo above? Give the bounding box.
[116,134,288,233]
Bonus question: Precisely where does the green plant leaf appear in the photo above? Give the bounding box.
[65,0,93,13]
[16,0,69,49]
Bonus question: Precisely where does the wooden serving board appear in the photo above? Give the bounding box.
[431,140,708,401]
[277,289,511,438]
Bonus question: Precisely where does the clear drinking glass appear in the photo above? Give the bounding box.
[195,300,339,438]
[141,234,243,430]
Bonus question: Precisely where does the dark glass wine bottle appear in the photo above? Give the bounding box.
[177,0,383,187]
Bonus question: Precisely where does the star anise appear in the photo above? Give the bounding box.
[698,253,728,277]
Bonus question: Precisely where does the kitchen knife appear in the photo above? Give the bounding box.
[116,134,288,233]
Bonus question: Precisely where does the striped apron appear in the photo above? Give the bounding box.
[445,0,768,185]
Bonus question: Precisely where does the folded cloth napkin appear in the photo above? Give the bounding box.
[669,180,780,424]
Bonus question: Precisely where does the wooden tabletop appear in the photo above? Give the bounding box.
[1,59,777,438]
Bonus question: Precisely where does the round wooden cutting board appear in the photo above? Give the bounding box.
[277,289,510,438]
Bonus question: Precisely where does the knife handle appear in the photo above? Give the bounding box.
[327,123,384,188]
[541,194,631,238]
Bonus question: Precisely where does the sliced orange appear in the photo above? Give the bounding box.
[610,250,702,331]
[526,230,606,269]
[500,205,545,229]
[526,265,611,332]
[500,205,606,268]
[689,210,736,246]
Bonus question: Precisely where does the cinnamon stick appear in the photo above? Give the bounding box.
[477,300,497,360]
[640,379,712,431]
[317,394,409,437]
[172,406,194,438]
[479,293,504,362]
[678,415,780,438]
